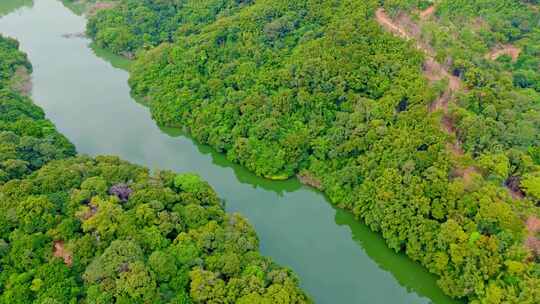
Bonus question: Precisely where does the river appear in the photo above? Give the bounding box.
[0,1,459,303]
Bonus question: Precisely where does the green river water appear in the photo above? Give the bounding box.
[0,1,461,303]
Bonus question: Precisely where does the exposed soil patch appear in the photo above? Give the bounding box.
[486,44,521,62]
[80,202,98,220]
[376,9,460,115]
[424,59,462,114]
[297,171,323,190]
[420,6,436,20]
[525,216,540,256]
[450,166,479,186]
[505,176,525,200]
[53,241,73,266]
[87,1,117,16]
[375,9,412,40]
[10,66,31,96]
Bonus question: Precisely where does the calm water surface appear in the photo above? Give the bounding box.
[0,1,460,303]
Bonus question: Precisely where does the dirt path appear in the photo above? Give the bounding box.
[420,6,436,20]
[375,9,460,127]
[53,241,73,266]
[486,44,521,62]
[375,9,412,40]
[375,8,474,176]
[525,217,540,256]
[87,1,117,16]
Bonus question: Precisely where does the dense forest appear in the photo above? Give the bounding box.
[85,0,252,57]
[87,0,540,303]
[0,34,309,303]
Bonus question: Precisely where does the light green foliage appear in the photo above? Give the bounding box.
[521,174,540,200]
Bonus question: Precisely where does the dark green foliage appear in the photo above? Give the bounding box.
[129,0,431,179]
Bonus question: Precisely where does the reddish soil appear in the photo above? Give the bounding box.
[297,171,323,190]
[486,44,521,62]
[377,8,538,259]
[88,1,117,15]
[375,9,412,40]
[420,6,436,20]
[53,241,73,266]
[11,66,32,96]
[376,9,460,113]
[525,216,540,256]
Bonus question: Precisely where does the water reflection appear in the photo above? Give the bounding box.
[159,125,303,195]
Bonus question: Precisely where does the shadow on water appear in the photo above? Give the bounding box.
[90,42,132,70]
[89,49,308,196]
[159,125,303,195]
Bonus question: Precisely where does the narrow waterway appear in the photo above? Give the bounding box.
[0,1,459,303]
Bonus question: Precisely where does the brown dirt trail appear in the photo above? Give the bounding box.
[375,8,474,174]
[420,6,436,20]
[53,241,73,266]
[525,217,540,256]
[486,44,521,62]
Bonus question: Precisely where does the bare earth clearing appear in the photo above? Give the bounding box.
[53,240,73,266]
[10,66,31,96]
[526,217,540,257]
[486,44,522,62]
[419,6,436,20]
[87,1,117,16]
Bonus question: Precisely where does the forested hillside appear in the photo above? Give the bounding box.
[0,34,309,304]
[87,0,540,303]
